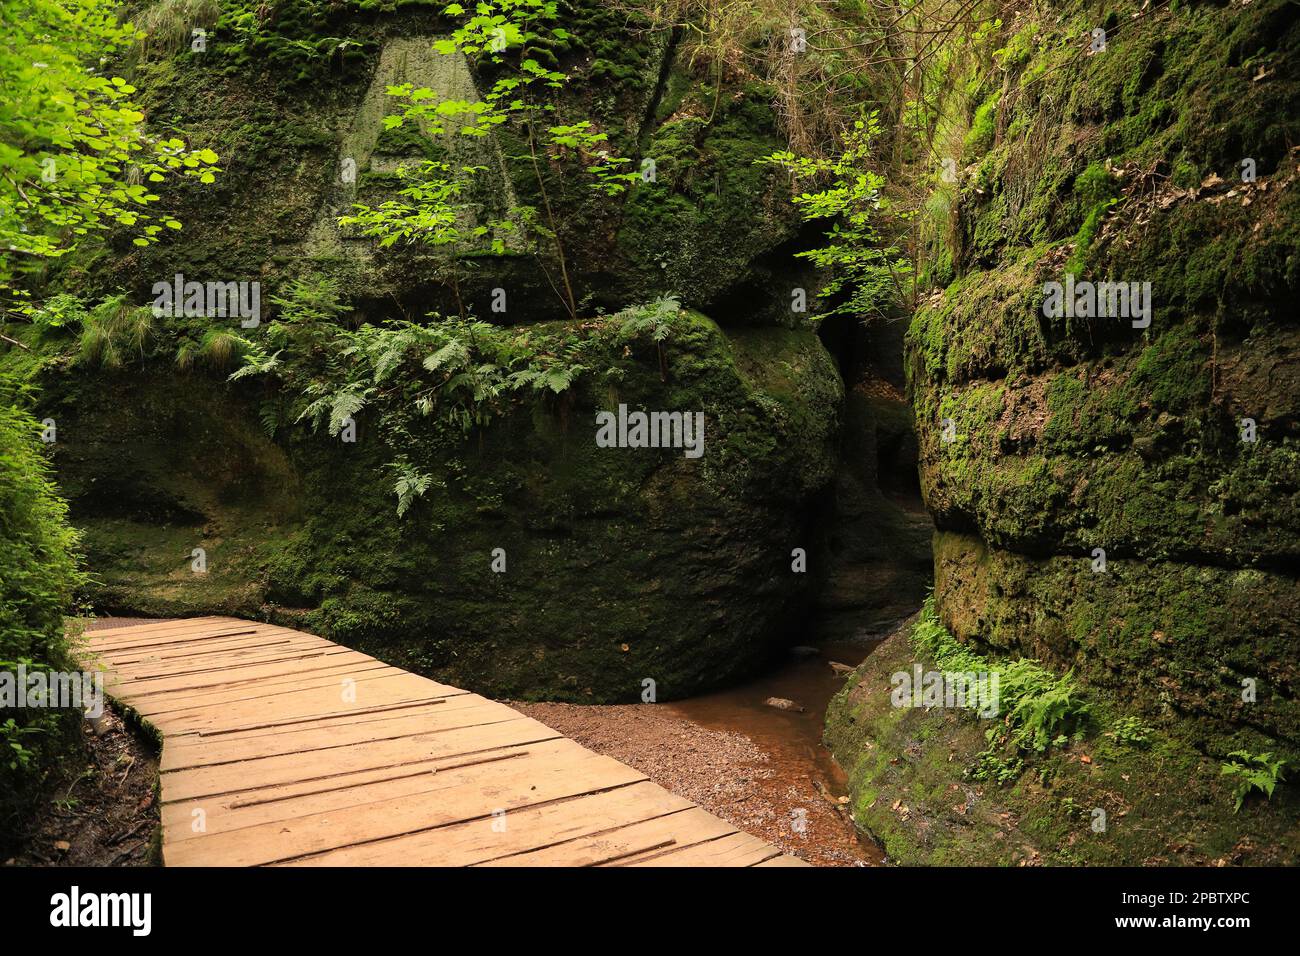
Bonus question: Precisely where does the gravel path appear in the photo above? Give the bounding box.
[514,701,875,867]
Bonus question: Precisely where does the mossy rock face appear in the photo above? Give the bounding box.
[912,323,1300,563]
[49,315,842,701]
[70,3,803,324]
[824,617,1300,866]
[933,531,1300,763]
[904,0,1300,760]
[610,80,808,320]
[837,0,1300,862]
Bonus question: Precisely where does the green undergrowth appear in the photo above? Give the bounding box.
[0,381,89,843]
[1221,751,1289,814]
[825,610,1300,865]
[911,595,1091,784]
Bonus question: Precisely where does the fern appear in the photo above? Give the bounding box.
[391,460,434,517]
[423,338,471,374]
[911,594,1091,781]
[327,386,370,436]
[226,279,682,516]
[227,344,281,380]
[614,297,680,380]
[256,400,280,438]
[1221,751,1288,812]
[614,296,680,344]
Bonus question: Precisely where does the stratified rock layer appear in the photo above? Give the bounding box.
[827,0,1300,863]
[909,0,1300,754]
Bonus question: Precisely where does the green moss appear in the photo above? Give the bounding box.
[825,609,1300,865]
[613,83,800,316]
[372,118,444,159]
[1063,162,1120,274]
[962,91,999,156]
[43,312,842,703]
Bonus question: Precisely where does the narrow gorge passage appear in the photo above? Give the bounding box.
[2,0,1297,919]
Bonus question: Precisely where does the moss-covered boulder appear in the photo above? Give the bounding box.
[46,312,841,701]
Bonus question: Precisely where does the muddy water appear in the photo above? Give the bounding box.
[665,637,888,864]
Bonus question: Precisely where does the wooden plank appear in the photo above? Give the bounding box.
[110,655,390,697]
[104,643,350,681]
[100,639,305,670]
[753,855,812,867]
[621,831,783,867]
[476,806,737,867]
[161,716,563,802]
[89,630,268,657]
[82,616,229,637]
[109,658,374,713]
[163,746,542,843]
[107,655,350,695]
[171,698,457,744]
[86,623,283,651]
[281,781,695,867]
[84,618,247,643]
[76,617,801,868]
[96,631,330,662]
[128,667,429,722]
[160,694,463,739]
[159,695,512,771]
[164,740,645,865]
[110,666,399,721]
[106,653,354,694]
[163,745,530,841]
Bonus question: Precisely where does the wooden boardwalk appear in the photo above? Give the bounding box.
[82,617,807,867]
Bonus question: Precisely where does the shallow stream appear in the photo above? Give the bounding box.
[666,636,892,864]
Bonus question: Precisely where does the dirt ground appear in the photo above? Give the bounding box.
[515,700,877,866]
[4,617,163,867]
[4,700,160,867]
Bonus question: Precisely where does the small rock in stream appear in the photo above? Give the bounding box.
[765,696,805,712]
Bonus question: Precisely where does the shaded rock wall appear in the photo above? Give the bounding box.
[906,0,1299,755]
[825,0,1300,864]
[51,315,841,702]
[813,315,932,638]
